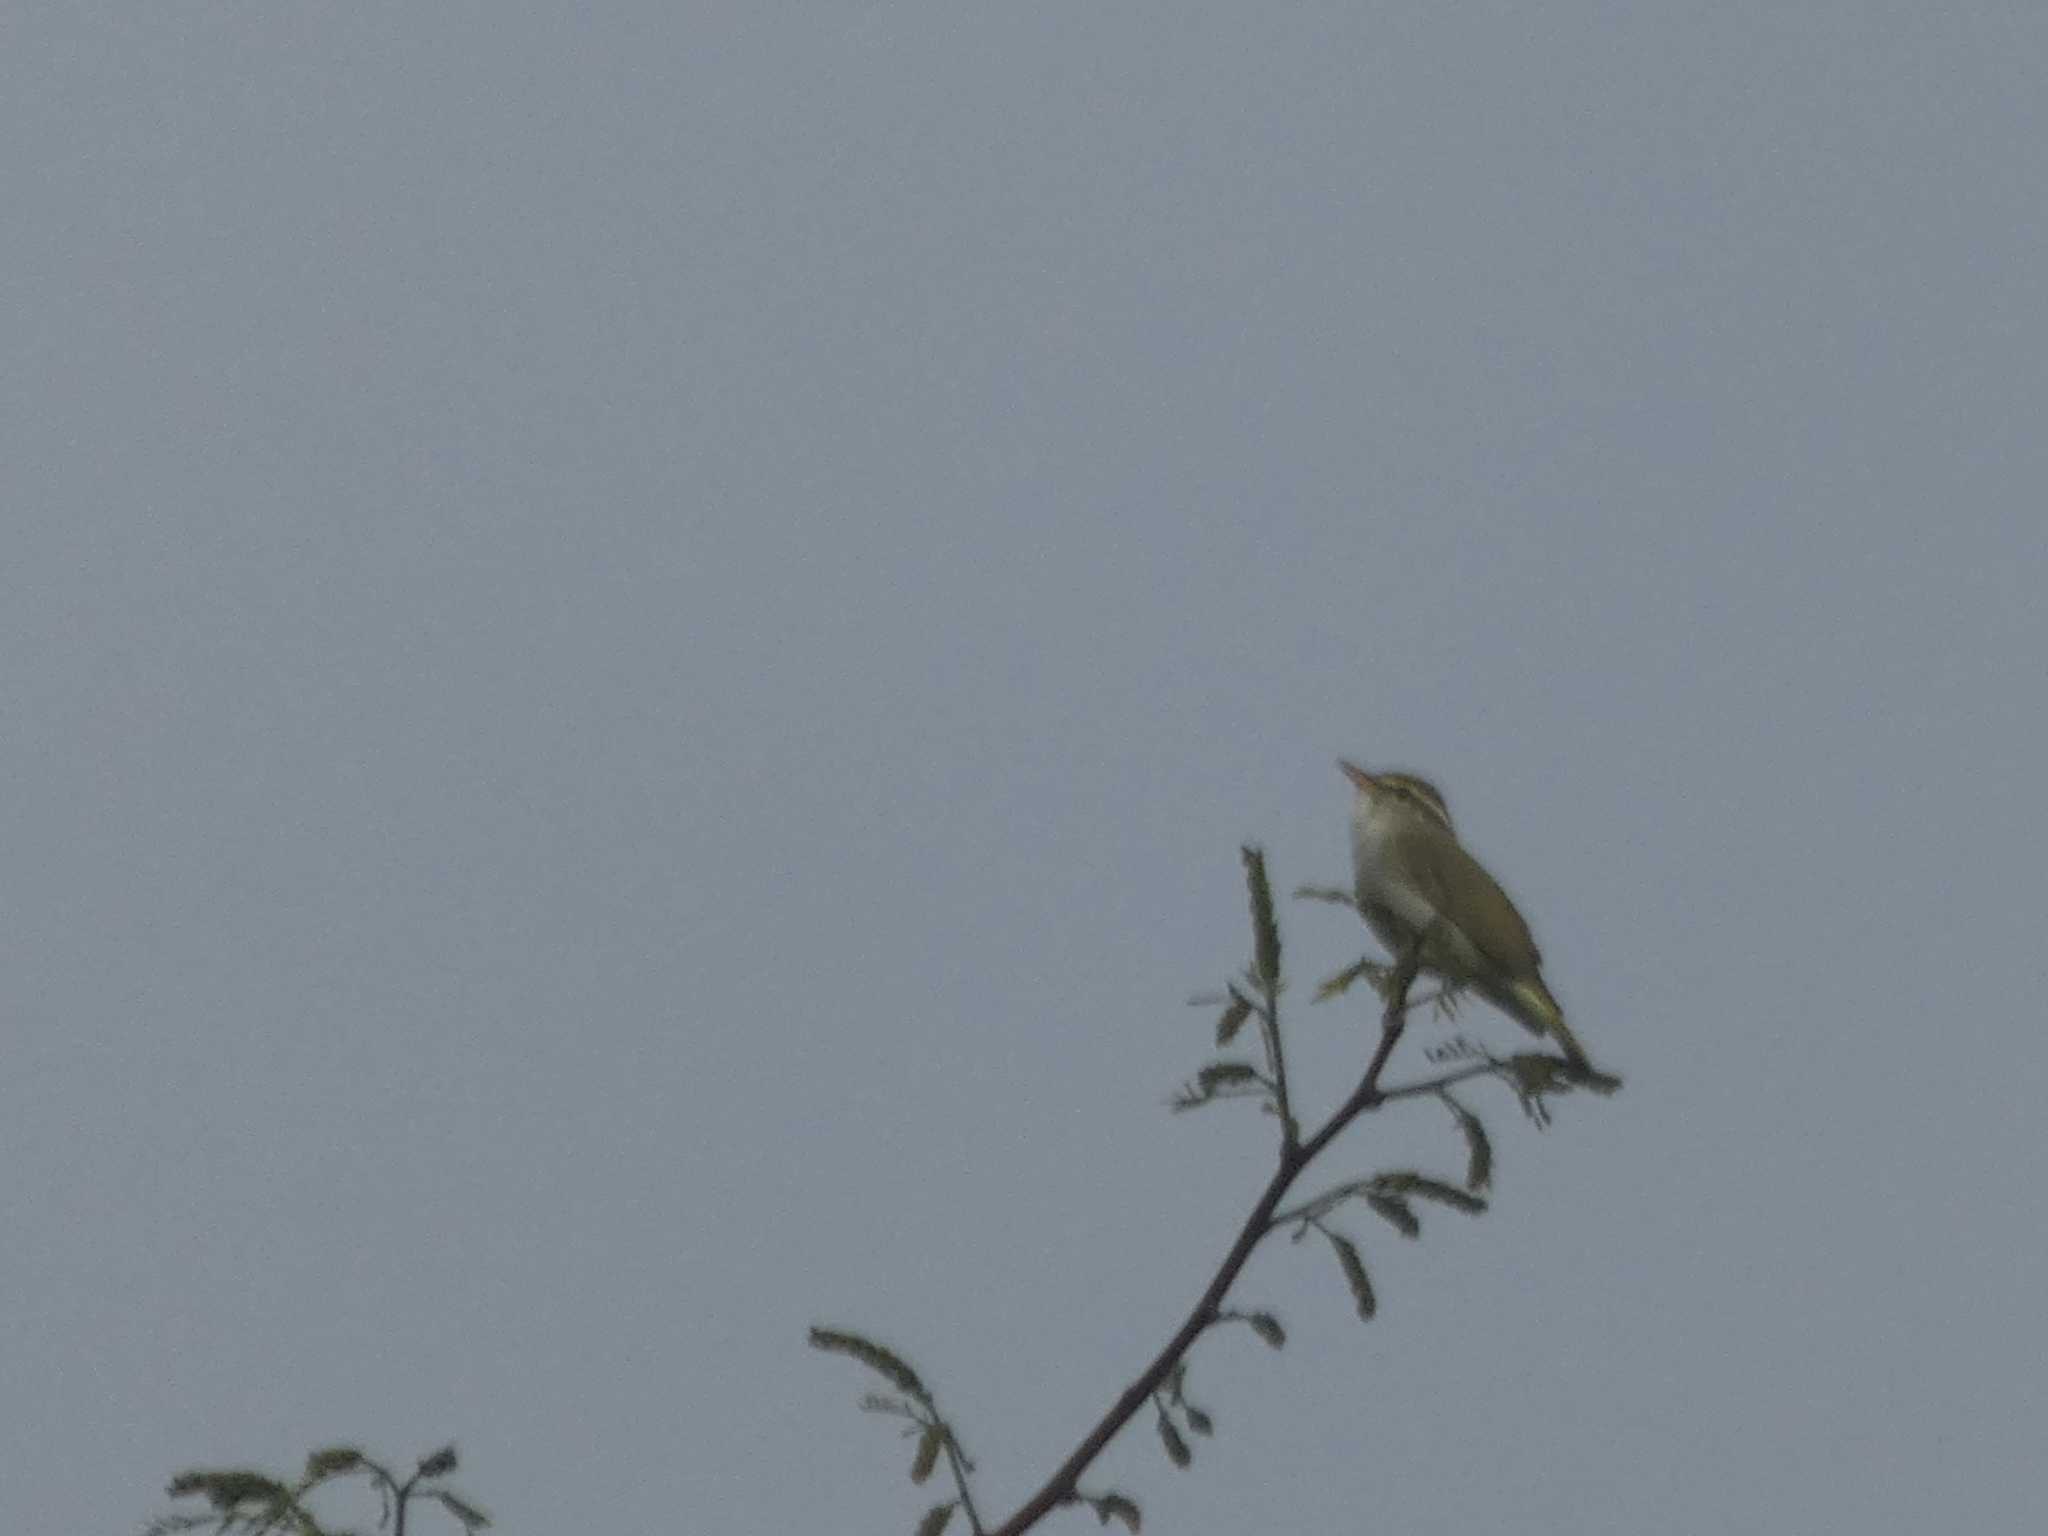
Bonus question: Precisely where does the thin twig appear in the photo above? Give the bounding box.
[1267,1184,1364,1234]
[1259,985,1298,1150]
[938,1424,986,1536]
[1374,1058,1510,1103]
[986,944,1429,1536]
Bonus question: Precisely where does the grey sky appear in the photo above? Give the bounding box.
[4,5,2044,1533]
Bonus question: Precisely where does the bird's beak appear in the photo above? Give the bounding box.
[1338,759,1376,791]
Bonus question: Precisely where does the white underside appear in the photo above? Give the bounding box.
[1349,797,1486,977]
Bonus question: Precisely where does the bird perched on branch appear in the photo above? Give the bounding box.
[1341,760,1609,1083]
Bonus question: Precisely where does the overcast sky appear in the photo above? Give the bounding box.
[5,5,2045,1534]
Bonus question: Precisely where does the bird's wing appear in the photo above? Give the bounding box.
[1389,822,1544,974]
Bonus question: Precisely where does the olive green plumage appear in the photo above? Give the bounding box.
[1341,761,1596,1074]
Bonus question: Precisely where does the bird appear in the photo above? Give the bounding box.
[1340,760,1602,1078]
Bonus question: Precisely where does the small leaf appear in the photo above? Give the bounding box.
[1426,1033,1487,1064]
[1377,1172,1487,1215]
[1246,1311,1287,1348]
[1241,846,1282,989]
[1183,1404,1214,1436]
[1365,1192,1421,1239]
[1508,1053,1566,1094]
[1094,1492,1143,1532]
[1214,988,1253,1046]
[304,1447,364,1480]
[1313,955,1386,1003]
[434,1492,492,1531]
[1155,1408,1191,1468]
[915,1502,956,1536]
[417,1445,459,1479]
[167,1472,288,1512]
[1196,1060,1261,1092]
[1292,884,1357,909]
[808,1327,929,1400]
[1570,1062,1625,1095]
[910,1424,943,1484]
[1324,1229,1376,1321]
[1441,1091,1493,1192]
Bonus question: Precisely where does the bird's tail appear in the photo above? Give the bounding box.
[1507,979,1621,1094]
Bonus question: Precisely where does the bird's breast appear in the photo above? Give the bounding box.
[1350,808,1439,933]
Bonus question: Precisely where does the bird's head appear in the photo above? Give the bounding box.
[1338,760,1453,831]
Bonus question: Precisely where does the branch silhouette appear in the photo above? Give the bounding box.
[813,847,1618,1536]
[146,1443,488,1536]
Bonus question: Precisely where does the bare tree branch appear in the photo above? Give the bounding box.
[985,941,1445,1536]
